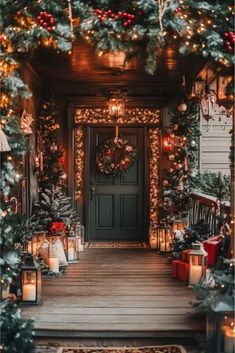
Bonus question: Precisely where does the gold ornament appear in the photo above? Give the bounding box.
[178,102,188,112]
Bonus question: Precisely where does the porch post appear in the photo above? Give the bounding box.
[230,110,235,257]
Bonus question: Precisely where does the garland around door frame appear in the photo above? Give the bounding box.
[74,108,160,240]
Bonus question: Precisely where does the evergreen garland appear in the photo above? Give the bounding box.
[37,101,66,190]
[193,258,234,314]
[1,300,35,353]
[159,101,201,222]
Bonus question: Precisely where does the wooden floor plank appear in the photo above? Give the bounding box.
[21,248,203,337]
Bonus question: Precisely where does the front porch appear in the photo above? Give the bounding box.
[22,248,203,344]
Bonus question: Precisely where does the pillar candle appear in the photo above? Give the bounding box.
[68,247,75,260]
[49,257,59,273]
[191,265,202,285]
[22,284,36,301]
[224,328,235,353]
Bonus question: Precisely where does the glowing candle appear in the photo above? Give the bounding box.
[68,247,75,261]
[191,265,202,285]
[224,327,235,353]
[22,284,36,301]
[49,257,59,273]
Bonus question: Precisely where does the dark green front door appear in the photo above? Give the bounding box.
[89,127,144,241]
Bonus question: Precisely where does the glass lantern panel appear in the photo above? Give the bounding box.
[191,255,203,266]
[67,238,76,261]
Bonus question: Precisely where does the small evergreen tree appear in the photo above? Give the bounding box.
[32,187,78,231]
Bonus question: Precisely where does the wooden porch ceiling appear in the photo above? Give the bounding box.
[30,40,205,101]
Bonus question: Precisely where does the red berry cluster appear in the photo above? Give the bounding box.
[223,31,235,52]
[94,9,141,27]
[174,7,182,14]
[37,11,55,32]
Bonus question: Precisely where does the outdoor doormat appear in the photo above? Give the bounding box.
[86,242,147,248]
[57,346,186,353]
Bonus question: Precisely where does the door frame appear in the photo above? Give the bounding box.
[67,102,161,244]
[85,125,148,243]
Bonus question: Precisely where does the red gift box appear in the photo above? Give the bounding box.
[178,261,189,282]
[181,249,191,262]
[203,236,221,266]
[172,260,181,279]
[49,221,66,235]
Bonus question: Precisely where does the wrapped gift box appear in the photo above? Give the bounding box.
[178,261,189,282]
[181,249,191,262]
[172,260,181,279]
[203,236,221,266]
[49,221,66,235]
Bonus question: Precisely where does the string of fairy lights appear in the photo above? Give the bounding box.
[74,109,160,240]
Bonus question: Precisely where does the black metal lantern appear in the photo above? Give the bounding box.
[21,254,42,305]
[207,297,234,353]
[157,222,172,253]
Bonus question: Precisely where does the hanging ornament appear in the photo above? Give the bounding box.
[191,140,196,147]
[177,179,184,191]
[178,102,188,112]
[163,179,169,187]
[50,142,58,152]
[168,153,175,161]
[0,127,11,152]
[189,168,198,178]
[20,110,33,134]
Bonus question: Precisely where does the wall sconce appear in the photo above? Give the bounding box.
[108,90,126,117]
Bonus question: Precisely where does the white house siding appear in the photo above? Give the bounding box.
[200,113,232,176]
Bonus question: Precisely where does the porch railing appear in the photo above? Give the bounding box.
[190,191,231,234]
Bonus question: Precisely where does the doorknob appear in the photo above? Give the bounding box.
[90,181,95,201]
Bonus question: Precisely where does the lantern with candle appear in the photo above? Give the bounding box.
[21,254,42,305]
[157,222,172,253]
[75,222,85,252]
[162,134,174,152]
[172,218,188,231]
[189,242,208,286]
[26,235,39,256]
[206,298,234,353]
[66,231,78,263]
[108,90,126,118]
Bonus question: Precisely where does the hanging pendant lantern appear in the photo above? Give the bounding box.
[0,127,11,152]
[108,90,126,117]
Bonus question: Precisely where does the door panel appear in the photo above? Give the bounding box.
[89,127,144,241]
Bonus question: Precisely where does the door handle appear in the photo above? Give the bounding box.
[90,181,95,201]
